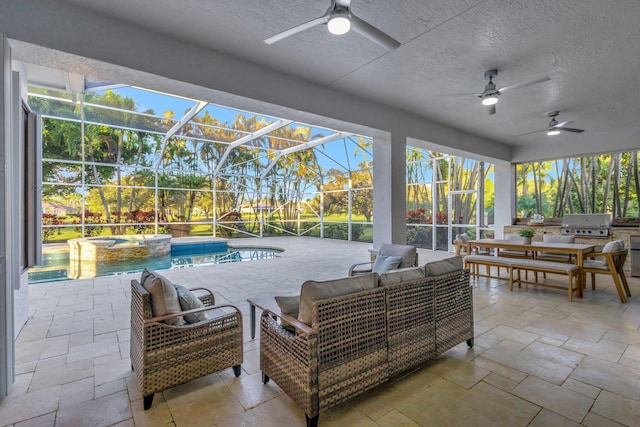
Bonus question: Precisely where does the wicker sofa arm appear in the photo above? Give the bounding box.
[348,261,374,276]
[262,309,316,336]
[260,312,319,419]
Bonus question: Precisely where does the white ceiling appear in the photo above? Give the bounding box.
[5,0,640,161]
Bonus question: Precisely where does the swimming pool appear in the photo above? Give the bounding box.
[28,245,283,283]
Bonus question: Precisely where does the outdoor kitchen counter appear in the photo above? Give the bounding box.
[504,225,638,271]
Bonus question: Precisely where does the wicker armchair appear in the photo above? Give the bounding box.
[130,279,243,409]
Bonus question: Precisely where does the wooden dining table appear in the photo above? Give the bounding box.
[469,239,596,294]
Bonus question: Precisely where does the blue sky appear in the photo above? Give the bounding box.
[105,85,372,174]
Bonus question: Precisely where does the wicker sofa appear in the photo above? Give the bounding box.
[259,257,473,427]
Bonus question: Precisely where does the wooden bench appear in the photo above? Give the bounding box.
[463,255,581,301]
[508,258,581,301]
[463,254,513,280]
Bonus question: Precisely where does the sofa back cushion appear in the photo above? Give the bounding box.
[378,267,425,286]
[378,243,417,268]
[424,256,463,277]
[298,274,378,325]
[140,268,184,326]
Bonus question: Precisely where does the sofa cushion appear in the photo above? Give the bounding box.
[378,267,424,286]
[424,256,463,277]
[372,253,403,274]
[378,243,417,268]
[298,274,378,325]
[175,285,207,324]
[140,268,184,326]
[275,295,300,333]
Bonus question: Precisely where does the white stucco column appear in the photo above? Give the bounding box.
[373,132,406,247]
[492,159,515,239]
[0,33,15,398]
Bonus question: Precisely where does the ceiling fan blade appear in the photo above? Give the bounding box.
[442,92,480,97]
[487,104,496,115]
[514,129,545,137]
[350,14,401,50]
[555,120,573,128]
[264,16,328,45]
[558,127,585,133]
[499,75,551,93]
[336,0,352,6]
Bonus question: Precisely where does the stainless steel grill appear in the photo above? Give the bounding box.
[561,214,611,238]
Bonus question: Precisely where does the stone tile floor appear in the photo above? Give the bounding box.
[1,236,640,426]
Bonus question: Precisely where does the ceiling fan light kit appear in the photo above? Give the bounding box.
[264,0,400,50]
[517,111,585,137]
[327,9,351,35]
[472,69,551,115]
[481,96,498,106]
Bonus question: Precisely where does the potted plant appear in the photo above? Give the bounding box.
[518,228,536,244]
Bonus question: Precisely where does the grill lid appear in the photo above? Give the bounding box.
[561,214,611,228]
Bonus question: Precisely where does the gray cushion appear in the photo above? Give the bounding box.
[603,240,624,253]
[275,295,300,333]
[543,234,575,244]
[372,253,403,274]
[298,274,378,325]
[140,268,184,326]
[424,256,464,276]
[378,243,417,268]
[592,240,625,266]
[539,234,575,259]
[378,267,425,286]
[174,285,207,324]
[455,233,470,243]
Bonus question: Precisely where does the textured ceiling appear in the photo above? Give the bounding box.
[10,0,640,159]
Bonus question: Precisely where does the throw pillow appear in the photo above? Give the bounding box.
[140,268,184,326]
[378,243,417,268]
[174,285,207,324]
[275,295,300,333]
[372,253,403,274]
[298,274,378,325]
[424,256,463,277]
[378,267,425,286]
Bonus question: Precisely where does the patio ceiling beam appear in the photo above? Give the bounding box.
[260,132,351,179]
[213,119,292,176]
[155,100,208,171]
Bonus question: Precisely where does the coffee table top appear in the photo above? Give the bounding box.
[247,296,280,313]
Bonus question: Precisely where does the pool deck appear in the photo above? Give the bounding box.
[4,236,640,426]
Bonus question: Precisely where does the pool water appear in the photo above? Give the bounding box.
[28,246,282,283]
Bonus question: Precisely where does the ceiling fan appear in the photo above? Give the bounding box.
[263,0,401,51]
[474,69,551,115]
[517,111,585,137]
